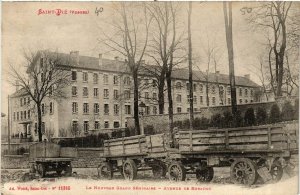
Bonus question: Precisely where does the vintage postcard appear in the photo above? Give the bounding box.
[1,1,299,195]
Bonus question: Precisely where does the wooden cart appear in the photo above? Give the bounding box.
[98,122,298,185]
[29,142,78,177]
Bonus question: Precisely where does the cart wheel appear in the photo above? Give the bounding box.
[37,163,46,177]
[196,167,214,182]
[270,160,283,182]
[65,165,72,177]
[152,163,167,179]
[168,161,186,181]
[230,158,258,185]
[98,162,113,179]
[123,159,137,181]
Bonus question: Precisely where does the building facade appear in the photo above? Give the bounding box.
[9,51,259,139]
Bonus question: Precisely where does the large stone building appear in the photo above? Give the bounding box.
[9,51,259,140]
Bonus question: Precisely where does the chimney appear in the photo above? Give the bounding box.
[244,74,250,79]
[99,53,103,67]
[114,56,119,61]
[70,51,79,65]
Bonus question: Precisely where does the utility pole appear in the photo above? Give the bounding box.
[223,2,237,126]
[7,95,11,155]
[188,1,194,130]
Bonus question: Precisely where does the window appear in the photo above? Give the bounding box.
[200,96,203,105]
[152,93,157,101]
[72,102,78,113]
[239,88,243,96]
[193,83,197,91]
[93,73,98,84]
[194,96,197,104]
[27,97,30,105]
[199,84,203,93]
[13,112,15,121]
[72,71,77,81]
[187,95,190,103]
[94,121,100,130]
[50,102,54,114]
[114,121,120,128]
[245,99,248,103]
[125,122,128,128]
[212,97,216,105]
[83,72,88,82]
[152,79,157,87]
[94,103,99,114]
[83,87,88,97]
[227,87,231,95]
[28,110,30,118]
[104,121,109,128]
[104,89,109,99]
[228,98,231,105]
[41,104,45,115]
[94,88,99,98]
[21,111,23,120]
[103,74,108,84]
[211,85,216,94]
[239,99,243,104]
[114,104,119,115]
[219,86,224,95]
[177,107,182,113]
[42,122,45,134]
[145,106,150,115]
[124,76,131,85]
[83,103,89,114]
[83,121,89,132]
[250,89,253,97]
[245,89,248,97]
[24,111,27,119]
[72,121,79,135]
[153,106,157,115]
[125,105,131,115]
[175,82,182,90]
[186,82,190,91]
[17,112,19,120]
[114,90,119,100]
[104,104,109,115]
[49,86,53,96]
[145,92,149,101]
[124,90,131,100]
[113,75,119,85]
[176,94,182,103]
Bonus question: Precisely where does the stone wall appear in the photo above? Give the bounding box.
[127,96,298,133]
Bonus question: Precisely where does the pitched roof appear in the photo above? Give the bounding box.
[47,51,260,88]
[10,88,28,98]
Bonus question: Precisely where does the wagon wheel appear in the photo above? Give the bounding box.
[37,163,46,177]
[196,167,214,182]
[123,159,137,181]
[270,160,283,182]
[98,162,113,179]
[230,158,258,185]
[152,163,167,179]
[65,164,72,177]
[168,161,186,181]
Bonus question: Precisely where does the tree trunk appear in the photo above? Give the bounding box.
[188,2,194,130]
[37,103,43,142]
[133,70,141,135]
[223,2,237,126]
[166,71,173,134]
[158,71,166,114]
[206,78,209,106]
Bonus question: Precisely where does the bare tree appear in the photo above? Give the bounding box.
[188,2,194,129]
[223,2,238,126]
[245,2,295,97]
[9,50,71,141]
[100,3,152,135]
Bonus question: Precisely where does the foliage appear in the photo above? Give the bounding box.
[244,108,256,126]
[281,101,294,121]
[222,111,233,128]
[210,113,222,128]
[256,107,268,125]
[57,133,109,147]
[144,125,155,135]
[269,104,281,123]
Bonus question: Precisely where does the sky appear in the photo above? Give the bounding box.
[1,1,275,114]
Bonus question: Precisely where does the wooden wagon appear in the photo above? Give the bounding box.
[98,122,298,185]
[29,142,78,177]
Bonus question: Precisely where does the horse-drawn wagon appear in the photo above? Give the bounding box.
[29,142,78,177]
[98,122,298,185]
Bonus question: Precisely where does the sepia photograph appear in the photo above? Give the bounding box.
[1,1,299,195]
